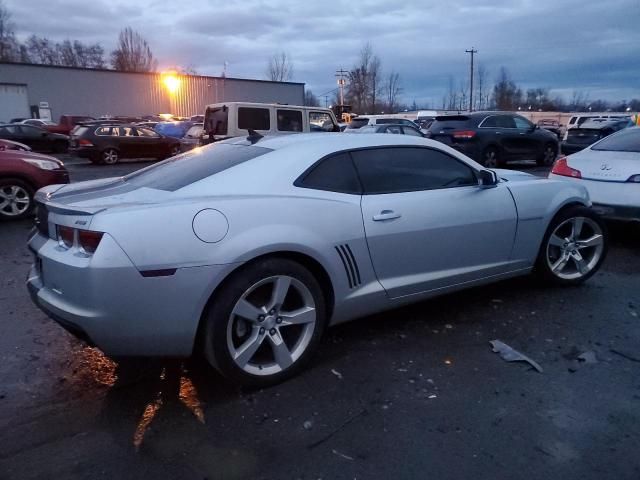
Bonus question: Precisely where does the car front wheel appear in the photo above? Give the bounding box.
[535,206,607,285]
[202,258,327,387]
[537,143,557,167]
[0,178,34,221]
[482,146,501,168]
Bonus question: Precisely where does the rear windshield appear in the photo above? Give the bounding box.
[125,143,272,191]
[429,116,471,131]
[348,118,369,129]
[204,106,229,136]
[591,128,640,153]
[155,122,192,138]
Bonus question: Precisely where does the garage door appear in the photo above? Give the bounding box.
[0,84,30,123]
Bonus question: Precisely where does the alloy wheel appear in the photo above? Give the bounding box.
[484,149,498,168]
[102,149,118,164]
[0,185,31,217]
[170,145,180,156]
[543,145,556,165]
[226,275,317,376]
[546,216,604,280]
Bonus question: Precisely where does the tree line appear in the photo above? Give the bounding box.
[0,1,156,72]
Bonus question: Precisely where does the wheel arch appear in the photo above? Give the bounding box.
[193,249,335,355]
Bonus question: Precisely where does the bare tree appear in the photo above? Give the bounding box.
[492,67,522,110]
[346,43,373,113]
[110,27,157,72]
[26,35,104,68]
[384,71,402,113]
[304,89,320,107]
[369,55,381,113]
[476,64,488,110]
[446,75,458,110]
[266,52,293,82]
[0,1,19,61]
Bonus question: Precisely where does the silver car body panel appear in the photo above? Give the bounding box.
[28,134,591,356]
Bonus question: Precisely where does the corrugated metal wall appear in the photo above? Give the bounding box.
[0,63,305,120]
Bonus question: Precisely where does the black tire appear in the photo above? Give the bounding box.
[481,146,501,168]
[53,141,68,154]
[202,258,327,387]
[534,205,607,286]
[0,177,35,221]
[537,142,557,167]
[101,148,119,165]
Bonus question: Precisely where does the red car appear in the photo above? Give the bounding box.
[0,139,31,151]
[0,150,69,220]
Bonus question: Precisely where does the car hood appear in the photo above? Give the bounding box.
[566,148,640,182]
[0,149,64,166]
[493,169,539,182]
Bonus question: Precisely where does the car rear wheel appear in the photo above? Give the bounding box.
[482,146,501,168]
[0,178,34,221]
[534,206,607,285]
[170,144,180,156]
[202,258,327,387]
[537,143,557,166]
[101,148,119,165]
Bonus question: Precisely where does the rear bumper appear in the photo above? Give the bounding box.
[69,146,97,159]
[561,142,588,154]
[27,230,235,356]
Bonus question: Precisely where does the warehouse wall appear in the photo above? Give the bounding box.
[0,63,305,120]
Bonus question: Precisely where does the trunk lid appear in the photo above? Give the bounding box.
[567,149,640,182]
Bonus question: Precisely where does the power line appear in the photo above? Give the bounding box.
[465,48,477,111]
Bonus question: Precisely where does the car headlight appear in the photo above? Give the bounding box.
[24,159,61,170]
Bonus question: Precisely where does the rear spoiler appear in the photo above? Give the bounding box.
[34,190,106,216]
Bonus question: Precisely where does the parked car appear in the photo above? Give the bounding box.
[20,119,58,128]
[345,116,420,131]
[69,123,181,164]
[0,139,31,151]
[561,118,633,154]
[563,114,631,140]
[427,112,559,167]
[202,102,340,143]
[154,121,194,139]
[135,121,158,130]
[28,133,606,386]
[0,124,69,153]
[190,115,204,123]
[180,124,204,152]
[350,124,424,136]
[550,127,640,222]
[0,149,69,220]
[69,119,126,137]
[46,115,95,135]
[537,119,563,138]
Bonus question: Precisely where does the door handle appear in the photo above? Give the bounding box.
[373,210,401,221]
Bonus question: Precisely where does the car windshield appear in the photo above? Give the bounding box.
[154,121,192,138]
[124,143,272,191]
[348,118,369,129]
[591,128,640,153]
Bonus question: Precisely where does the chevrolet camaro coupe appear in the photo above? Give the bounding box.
[27,134,607,385]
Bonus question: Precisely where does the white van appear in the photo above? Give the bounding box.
[203,102,340,142]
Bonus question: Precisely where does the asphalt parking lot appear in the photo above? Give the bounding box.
[1,157,639,480]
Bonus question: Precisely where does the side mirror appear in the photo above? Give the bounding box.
[479,169,499,188]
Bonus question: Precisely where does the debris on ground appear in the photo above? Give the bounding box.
[445,324,453,329]
[610,349,640,363]
[428,394,437,399]
[307,408,367,449]
[331,369,343,380]
[331,449,354,461]
[303,420,313,430]
[577,351,598,364]
[491,299,503,304]
[490,340,543,373]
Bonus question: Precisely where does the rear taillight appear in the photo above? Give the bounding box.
[551,156,582,178]
[56,226,103,254]
[626,174,640,183]
[78,230,104,253]
[78,139,94,146]
[57,225,74,248]
[452,130,476,139]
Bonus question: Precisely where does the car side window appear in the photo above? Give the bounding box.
[238,107,270,131]
[496,115,516,128]
[95,127,111,136]
[296,152,361,194]
[276,109,303,132]
[352,147,477,194]
[137,127,160,138]
[480,116,498,128]
[402,126,423,136]
[387,126,402,134]
[309,111,335,132]
[118,127,137,137]
[19,126,42,138]
[513,116,533,130]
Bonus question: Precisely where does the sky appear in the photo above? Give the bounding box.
[4,0,639,106]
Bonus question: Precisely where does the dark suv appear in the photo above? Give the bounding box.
[427,112,559,167]
[69,124,181,164]
[561,118,633,154]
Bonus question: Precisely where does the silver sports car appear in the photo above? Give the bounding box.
[27,133,607,385]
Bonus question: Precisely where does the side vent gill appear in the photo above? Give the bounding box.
[335,244,361,289]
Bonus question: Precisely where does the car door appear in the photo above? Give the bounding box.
[492,115,523,159]
[354,146,518,298]
[114,126,138,158]
[512,115,542,158]
[134,127,164,158]
[17,125,50,152]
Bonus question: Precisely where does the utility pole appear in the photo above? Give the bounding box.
[465,48,477,112]
[335,68,349,106]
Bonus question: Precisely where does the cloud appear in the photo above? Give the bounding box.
[4,0,638,104]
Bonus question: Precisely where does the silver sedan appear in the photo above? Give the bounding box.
[27,133,607,385]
